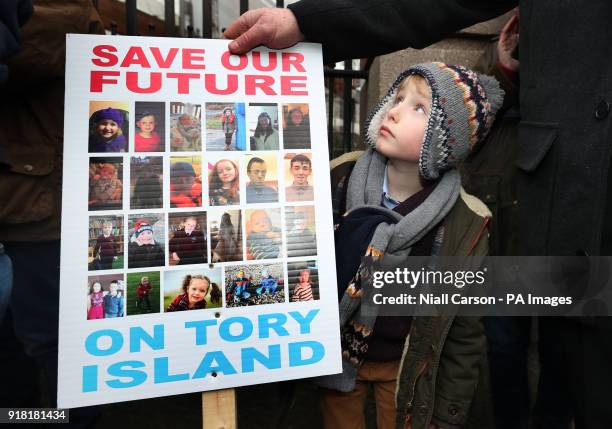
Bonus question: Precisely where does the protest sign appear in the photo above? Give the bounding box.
[58,35,340,408]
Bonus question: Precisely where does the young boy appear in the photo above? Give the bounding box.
[135,111,162,152]
[291,269,314,302]
[319,62,503,429]
[103,281,124,318]
[285,154,313,201]
[246,157,278,203]
[136,276,153,312]
[93,220,118,270]
[169,215,207,265]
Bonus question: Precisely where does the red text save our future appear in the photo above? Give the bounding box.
[90,45,309,96]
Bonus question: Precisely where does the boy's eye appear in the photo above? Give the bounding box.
[415,104,426,114]
[394,95,405,104]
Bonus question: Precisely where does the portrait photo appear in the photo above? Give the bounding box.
[127,213,165,269]
[170,102,201,151]
[88,101,129,153]
[287,261,319,302]
[225,263,284,307]
[88,157,123,211]
[126,271,161,315]
[88,215,123,271]
[130,156,163,210]
[168,212,207,266]
[209,209,243,263]
[134,101,165,152]
[164,268,222,312]
[86,274,125,320]
[285,206,317,258]
[246,208,282,261]
[248,103,279,151]
[205,102,246,151]
[208,157,240,206]
[170,156,202,208]
[282,103,311,149]
[245,153,279,204]
[284,152,314,202]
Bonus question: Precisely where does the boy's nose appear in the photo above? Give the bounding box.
[388,105,400,122]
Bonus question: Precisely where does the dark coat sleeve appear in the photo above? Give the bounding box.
[288,0,517,63]
[0,0,33,82]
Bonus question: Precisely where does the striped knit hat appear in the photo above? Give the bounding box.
[366,62,504,180]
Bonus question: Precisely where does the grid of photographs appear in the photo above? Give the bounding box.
[86,100,320,320]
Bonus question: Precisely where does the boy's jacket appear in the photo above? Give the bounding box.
[329,151,490,429]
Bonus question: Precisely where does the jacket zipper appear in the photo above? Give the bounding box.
[405,360,429,420]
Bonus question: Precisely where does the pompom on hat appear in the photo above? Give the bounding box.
[92,107,125,127]
[365,62,505,180]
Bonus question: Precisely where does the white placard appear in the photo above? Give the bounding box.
[58,34,340,408]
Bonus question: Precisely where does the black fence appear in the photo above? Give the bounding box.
[92,0,370,158]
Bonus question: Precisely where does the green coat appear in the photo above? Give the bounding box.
[330,152,490,429]
[395,190,490,429]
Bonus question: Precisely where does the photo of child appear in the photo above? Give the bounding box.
[164,268,222,312]
[170,102,201,151]
[86,275,125,320]
[246,208,282,260]
[88,157,123,211]
[282,103,311,149]
[209,209,242,262]
[135,102,165,152]
[88,215,123,270]
[225,263,284,307]
[130,156,163,210]
[126,271,161,316]
[288,261,319,302]
[208,158,240,206]
[248,103,279,151]
[170,156,202,208]
[168,213,207,266]
[88,101,129,153]
[104,280,125,318]
[87,280,105,320]
[284,153,314,202]
[127,214,165,269]
[205,102,246,151]
[245,154,279,204]
[285,206,317,258]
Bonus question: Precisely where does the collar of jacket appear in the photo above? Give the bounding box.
[439,187,491,256]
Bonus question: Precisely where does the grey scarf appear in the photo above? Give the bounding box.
[314,149,460,392]
[346,148,460,255]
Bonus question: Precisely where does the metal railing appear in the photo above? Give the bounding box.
[93,0,370,158]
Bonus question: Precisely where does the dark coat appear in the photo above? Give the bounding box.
[0,0,33,82]
[0,0,104,241]
[168,229,207,265]
[288,0,612,256]
[128,241,164,269]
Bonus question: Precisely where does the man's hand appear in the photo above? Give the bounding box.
[224,8,304,55]
[497,9,519,72]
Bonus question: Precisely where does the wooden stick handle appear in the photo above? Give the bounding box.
[202,388,237,429]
